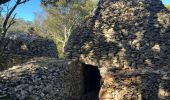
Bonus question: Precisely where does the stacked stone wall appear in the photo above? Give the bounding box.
[0,59,84,99]
[99,68,170,99]
[66,0,170,99]
[0,37,58,58]
[0,37,58,69]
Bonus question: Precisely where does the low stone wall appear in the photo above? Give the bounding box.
[0,58,84,100]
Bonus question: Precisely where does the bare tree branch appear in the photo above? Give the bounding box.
[6,13,16,31]
[2,0,30,37]
[18,0,29,4]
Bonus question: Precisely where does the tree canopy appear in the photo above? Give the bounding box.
[35,0,98,57]
[0,0,30,37]
[165,4,170,10]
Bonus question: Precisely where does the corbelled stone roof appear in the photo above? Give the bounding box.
[66,0,170,71]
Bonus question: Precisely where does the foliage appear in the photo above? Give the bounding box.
[0,0,30,37]
[35,0,98,57]
[0,16,33,36]
[165,4,170,10]
[8,18,33,34]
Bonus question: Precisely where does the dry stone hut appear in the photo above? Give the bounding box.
[1,34,58,58]
[66,0,170,99]
[0,34,84,99]
[0,34,58,70]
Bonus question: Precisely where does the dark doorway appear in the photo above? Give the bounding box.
[82,63,101,100]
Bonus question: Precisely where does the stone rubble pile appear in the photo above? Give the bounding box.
[0,58,83,100]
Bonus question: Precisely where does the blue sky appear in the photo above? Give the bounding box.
[2,0,170,22]
[162,0,170,4]
[8,0,43,22]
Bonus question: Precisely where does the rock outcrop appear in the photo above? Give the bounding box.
[66,0,170,99]
[0,58,83,100]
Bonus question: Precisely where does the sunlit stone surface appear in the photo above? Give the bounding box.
[66,0,170,99]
